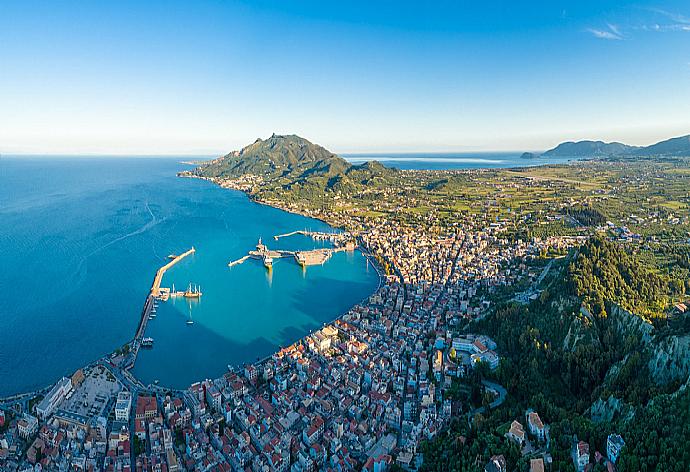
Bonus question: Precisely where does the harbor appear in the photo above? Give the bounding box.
[229,234,356,269]
[128,246,201,367]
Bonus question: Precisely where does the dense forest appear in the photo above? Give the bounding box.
[421,237,690,471]
[568,238,685,320]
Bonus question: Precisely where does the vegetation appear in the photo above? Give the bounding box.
[422,241,690,471]
[569,238,685,320]
[192,134,690,470]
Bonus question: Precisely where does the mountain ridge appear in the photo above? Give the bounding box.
[540,134,690,158]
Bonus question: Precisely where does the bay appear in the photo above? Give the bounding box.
[0,157,379,394]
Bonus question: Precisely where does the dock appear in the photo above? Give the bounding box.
[228,255,250,267]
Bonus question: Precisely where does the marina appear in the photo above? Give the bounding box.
[228,236,356,269]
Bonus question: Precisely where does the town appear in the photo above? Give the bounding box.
[1,198,635,472]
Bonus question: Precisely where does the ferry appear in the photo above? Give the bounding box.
[141,337,154,347]
[184,283,202,298]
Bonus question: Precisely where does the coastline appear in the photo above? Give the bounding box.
[0,169,383,400]
[144,172,387,388]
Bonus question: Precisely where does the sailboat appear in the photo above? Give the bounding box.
[184,283,202,298]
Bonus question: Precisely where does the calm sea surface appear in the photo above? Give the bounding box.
[0,157,379,394]
[344,152,581,170]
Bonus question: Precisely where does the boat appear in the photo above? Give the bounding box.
[141,337,154,347]
[186,306,194,325]
[184,283,202,298]
[263,256,273,269]
[186,319,194,325]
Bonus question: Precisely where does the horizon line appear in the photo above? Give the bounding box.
[0,149,543,158]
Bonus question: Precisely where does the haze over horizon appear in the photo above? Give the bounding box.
[2,0,690,155]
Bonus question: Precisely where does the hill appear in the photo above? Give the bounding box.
[540,133,690,158]
[197,134,351,180]
[633,134,690,157]
[542,140,636,157]
[189,134,396,202]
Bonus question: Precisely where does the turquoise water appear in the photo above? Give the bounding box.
[0,157,379,394]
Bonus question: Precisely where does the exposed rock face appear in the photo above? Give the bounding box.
[589,395,634,423]
[608,304,689,386]
[609,304,654,344]
[648,335,690,385]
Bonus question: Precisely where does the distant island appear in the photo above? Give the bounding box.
[526,133,690,158]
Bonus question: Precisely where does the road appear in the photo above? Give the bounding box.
[512,258,555,304]
[468,380,508,417]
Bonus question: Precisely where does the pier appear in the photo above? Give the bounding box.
[129,247,196,366]
[273,229,349,244]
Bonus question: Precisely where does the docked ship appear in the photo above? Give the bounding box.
[141,337,154,347]
[184,283,202,298]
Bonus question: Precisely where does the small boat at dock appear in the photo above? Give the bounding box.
[141,337,154,347]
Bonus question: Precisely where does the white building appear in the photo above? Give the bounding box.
[527,411,546,442]
[115,391,132,422]
[607,434,625,464]
[36,377,72,420]
[17,414,38,439]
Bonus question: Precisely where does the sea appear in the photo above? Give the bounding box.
[0,156,379,394]
[343,151,580,170]
[0,152,580,395]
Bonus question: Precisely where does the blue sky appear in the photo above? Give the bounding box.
[1,1,689,154]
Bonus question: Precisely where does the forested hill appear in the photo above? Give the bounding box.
[198,134,350,179]
[422,237,690,471]
[191,134,395,198]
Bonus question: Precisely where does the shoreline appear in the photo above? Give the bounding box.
[137,172,387,390]
[0,171,383,401]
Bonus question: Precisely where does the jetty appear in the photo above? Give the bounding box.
[129,247,197,365]
[273,230,349,244]
[151,247,195,298]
